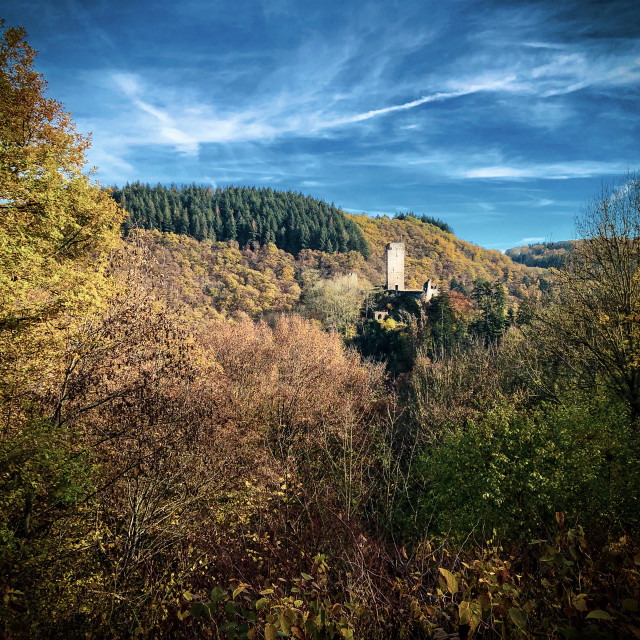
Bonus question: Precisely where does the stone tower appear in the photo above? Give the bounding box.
[386,242,404,290]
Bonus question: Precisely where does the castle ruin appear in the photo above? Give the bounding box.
[384,242,439,302]
[385,242,405,290]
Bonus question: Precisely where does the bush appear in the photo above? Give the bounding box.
[410,397,640,541]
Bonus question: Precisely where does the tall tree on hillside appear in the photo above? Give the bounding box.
[541,172,640,424]
[427,292,459,355]
[471,279,506,344]
[0,21,123,332]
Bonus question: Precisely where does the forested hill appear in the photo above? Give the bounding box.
[110,183,370,257]
[505,240,575,269]
[112,182,545,304]
[348,213,546,298]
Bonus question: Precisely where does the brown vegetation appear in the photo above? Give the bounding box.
[2,23,639,640]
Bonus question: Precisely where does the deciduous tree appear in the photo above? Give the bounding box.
[541,172,640,423]
[0,21,123,333]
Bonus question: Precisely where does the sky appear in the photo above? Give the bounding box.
[4,0,640,250]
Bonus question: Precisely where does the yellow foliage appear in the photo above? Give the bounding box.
[0,25,124,332]
[348,213,543,297]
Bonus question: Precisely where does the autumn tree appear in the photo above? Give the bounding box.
[0,24,126,635]
[0,21,123,333]
[541,172,640,424]
[302,272,368,336]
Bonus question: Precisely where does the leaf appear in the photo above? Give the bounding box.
[211,586,226,604]
[177,609,190,621]
[459,601,481,632]
[301,572,313,581]
[586,610,614,620]
[558,627,579,640]
[459,601,472,626]
[280,611,292,634]
[572,598,588,612]
[265,623,278,640]
[573,600,587,611]
[508,607,527,629]
[439,568,458,595]
[225,600,238,615]
[255,597,269,611]
[191,601,210,619]
[478,593,491,611]
[220,622,236,632]
[234,584,248,600]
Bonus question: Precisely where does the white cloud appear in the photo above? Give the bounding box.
[85,146,135,175]
[81,7,640,192]
[462,161,631,180]
[321,90,470,127]
[104,36,640,161]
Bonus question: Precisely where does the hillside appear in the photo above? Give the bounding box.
[505,240,576,269]
[110,183,369,257]
[121,212,548,322]
[348,213,545,298]
[113,188,547,318]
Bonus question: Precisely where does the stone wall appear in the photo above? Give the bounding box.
[386,242,405,290]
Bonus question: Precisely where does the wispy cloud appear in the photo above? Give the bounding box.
[462,161,630,180]
[321,90,471,127]
[103,31,640,162]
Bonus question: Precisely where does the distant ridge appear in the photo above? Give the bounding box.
[505,241,575,269]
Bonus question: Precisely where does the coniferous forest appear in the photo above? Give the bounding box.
[111,183,370,258]
[2,22,640,640]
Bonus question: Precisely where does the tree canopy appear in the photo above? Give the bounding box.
[0,21,123,332]
[111,182,370,258]
[540,173,640,423]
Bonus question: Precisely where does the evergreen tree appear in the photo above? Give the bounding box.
[427,292,457,355]
[110,183,370,258]
[471,279,506,344]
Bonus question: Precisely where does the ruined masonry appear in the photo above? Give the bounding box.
[385,242,405,290]
[384,242,439,302]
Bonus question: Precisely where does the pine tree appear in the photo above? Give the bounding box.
[111,183,370,258]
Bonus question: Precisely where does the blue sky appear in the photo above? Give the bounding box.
[4,0,640,250]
